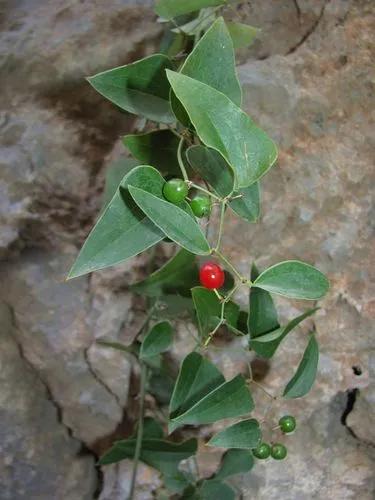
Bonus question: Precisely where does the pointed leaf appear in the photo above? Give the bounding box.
[169,374,254,433]
[200,480,236,500]
[249,307,319,358]
[171,8,216,36]
[132,249,198,297]
[214,449,254,480]
[248,263,279,338]
[283,334,319,398]
[167,70,278,189]
[155,0,226,20]
[191,287,240,340]
[208,419,261,449]
[102,158,137,210]
[140,321,174,359]
[253,260,330,300]
[187,145,260,221]
[169,352,225,417]
[123,130,181,176]
[68,166,165,279]
[98,438,198,477]
[128,185,210,255]
[87,54,174,123]
[136,417,164,439]
[227,22,259,49]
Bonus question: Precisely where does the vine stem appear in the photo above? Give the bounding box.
[189,182,221,202]
[215,201,226,250]
[128,362,148,500]
[213,249,246,282]
[177,137,189,182]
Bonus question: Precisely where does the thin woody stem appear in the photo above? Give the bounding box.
[189,182,221,201]
[177,137,189,182]
[215,201,226,251]
[213,249,245,282]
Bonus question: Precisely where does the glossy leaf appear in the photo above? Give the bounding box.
[227,22,259,49]
[140,321,174,359]
[67,166,165,279]
[98,438,198,480]
[283,334,319,398]
[208,419,261,449]
[169,352,225,418]
[191,287,240,340]
[101,158,137,210]
[200,480,236,500]
[214,449,254,480]
[128,185,210,255]
[87,54,174,123]
[253,260,330,300]
[248,263,279,338]
[249,307,319,358]
[167,70,278,189]
[155,0,226,20]
[132,249,198,297]
[169,373,254,433]
[123,130,181,176]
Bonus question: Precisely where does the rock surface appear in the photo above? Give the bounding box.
[0,0,374,499]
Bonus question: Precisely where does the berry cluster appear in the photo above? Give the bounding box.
[163,178,212,218]
[252,416,296,461]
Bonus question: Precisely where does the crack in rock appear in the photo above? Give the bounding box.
[341,388,359,439]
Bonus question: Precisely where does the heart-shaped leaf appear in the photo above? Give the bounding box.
[253,260,330,300]
[192,287,240,340]
[167,70,278,189]
[248,263,279,338]
[155,0,226,20]
[187,145,260,221]
[208,418,261,449]
[67,166,165,279]
[227,22,259,49]
[123,130,181,176]
[140,321,174,359]
[249,307,319,358]
[132,249,199,297]
[87,54,174,123]
[128,185,210,255]
[283,334,319,398]
[214,449,254,480]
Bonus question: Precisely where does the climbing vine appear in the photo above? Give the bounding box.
[68,1,329,498]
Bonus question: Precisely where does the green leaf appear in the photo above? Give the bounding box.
[138,417,164,439]
[167,70,278,189]
[253,260,330,300]
[132,249,199,297]
[171,8,216,36]
[87,54,174,123]
[248,263,279,338]
[169,373,254,433]
[169,352,225,418]
[227,22,259,49]
[283,334,319,398]
[140,321,174,359]
[200,480,236,500]
[249,307,319,358]
[155,0,226,20]
[191,287,239,340]
[155,294,196,319]
[67,166,165,279]
[101,158,137,210]
[214,449,254,480]
[123,130,181,176]
[128,185,210,255]
[187,145,261,222]
[98,438,198,479]
[208,419,261,449]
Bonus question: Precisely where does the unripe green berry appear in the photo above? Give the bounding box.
[252,442,271,459]
[271,443,287,460]
[163,178,189,204]
[190,195,211,218]
[279,415,296,434]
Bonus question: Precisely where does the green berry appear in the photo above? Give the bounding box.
[279,415,296,434]
[252,442,271,459]
[271,443,287,460]
[163,178,188,204]
[190,195,211,218]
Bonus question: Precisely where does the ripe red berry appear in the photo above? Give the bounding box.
[199,261,225,289]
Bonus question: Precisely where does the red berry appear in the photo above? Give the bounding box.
[199,261,225,289]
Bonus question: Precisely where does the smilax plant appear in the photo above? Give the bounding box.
[67,1,329,498]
